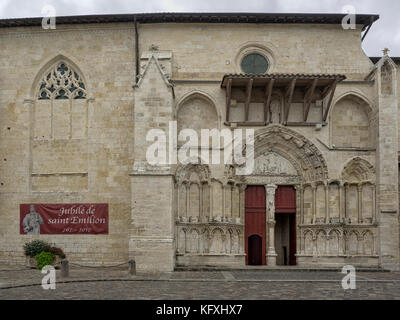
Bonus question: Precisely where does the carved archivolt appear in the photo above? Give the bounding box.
[342,157,375,183]
[175,163,210,184]
[248,125,328,183]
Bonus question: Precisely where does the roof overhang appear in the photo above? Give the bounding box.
[0,12,379,29]
[221,73,346,126]
[221,73,346,89]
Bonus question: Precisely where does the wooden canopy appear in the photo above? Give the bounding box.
[221,73,346,126]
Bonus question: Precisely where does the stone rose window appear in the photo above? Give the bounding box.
[240,53,269,74]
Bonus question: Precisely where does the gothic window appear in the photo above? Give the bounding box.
[38,62,87,100]
[31,58,89,192]
[34,60,88,142]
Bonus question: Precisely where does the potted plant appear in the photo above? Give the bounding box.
[23,240,66,269]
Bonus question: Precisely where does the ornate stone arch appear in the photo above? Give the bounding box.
[245,125,328,183]
[31,54,89,100]
[175,163,211,184]
[341,157,375,183]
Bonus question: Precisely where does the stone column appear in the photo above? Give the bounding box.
[239,184,246,223]
[339,183,344,223]
[357,183,363,224]
[311,183,317,224]
[222,184,226,221]
[372,184,376,224]
[209,181,213,222]
[295,185,302,255]
[344,184,349,223]
[300,185,305,224]
[185,182,190,221]
[324,182,329,224]
[265,184,278,266]
[199,182,203,221]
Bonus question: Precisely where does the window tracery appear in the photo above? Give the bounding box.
[38,62,86,100]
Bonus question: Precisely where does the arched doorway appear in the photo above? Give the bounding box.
[242,125,329,266]
[248,235,262,265]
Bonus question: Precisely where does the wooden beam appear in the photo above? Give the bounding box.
[323,79,338,121]
[303,79,318,122]
[284,79,296,124]
[244,79,253,121]
[225,78,232,122]
[321,83,333,99]
[287,122,328,127]
[264,79,274,123]
[224,121,266,127]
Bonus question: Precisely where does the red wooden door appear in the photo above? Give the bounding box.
[245,186,266,265]
[275,186,296,213]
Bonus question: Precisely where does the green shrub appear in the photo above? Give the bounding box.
[35,251,54,270]
[23,240,51,257]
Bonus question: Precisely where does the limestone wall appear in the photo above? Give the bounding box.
[0,20,398,270]
[0,23,135,264]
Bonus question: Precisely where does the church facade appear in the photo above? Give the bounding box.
[0,13,399,271]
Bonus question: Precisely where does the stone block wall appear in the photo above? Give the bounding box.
[0,20,399,271]
[0,23,135,265]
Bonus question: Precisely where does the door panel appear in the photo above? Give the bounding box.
[245,186,266,265]
[275,186,296,213]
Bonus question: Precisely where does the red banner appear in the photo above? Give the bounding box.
[20,204,108,235]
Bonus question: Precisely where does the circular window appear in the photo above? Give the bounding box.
[240,53,269,74]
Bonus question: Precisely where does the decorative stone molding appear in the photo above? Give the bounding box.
[342,157,376,182]
[246,125,328,183]
[298,225,378,257]
[176,224,243,255]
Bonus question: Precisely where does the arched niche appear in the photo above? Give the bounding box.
[341,157,376,224]
[330,93,374,149]
[342,157,375,183]
[176,91,220,146]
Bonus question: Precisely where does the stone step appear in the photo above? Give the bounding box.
[174,266,388,272]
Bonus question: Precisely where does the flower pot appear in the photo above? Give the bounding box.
[25,255,62,269]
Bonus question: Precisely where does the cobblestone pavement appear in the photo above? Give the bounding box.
[0,264,399,300]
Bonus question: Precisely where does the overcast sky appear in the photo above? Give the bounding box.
[0,0,399,56]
